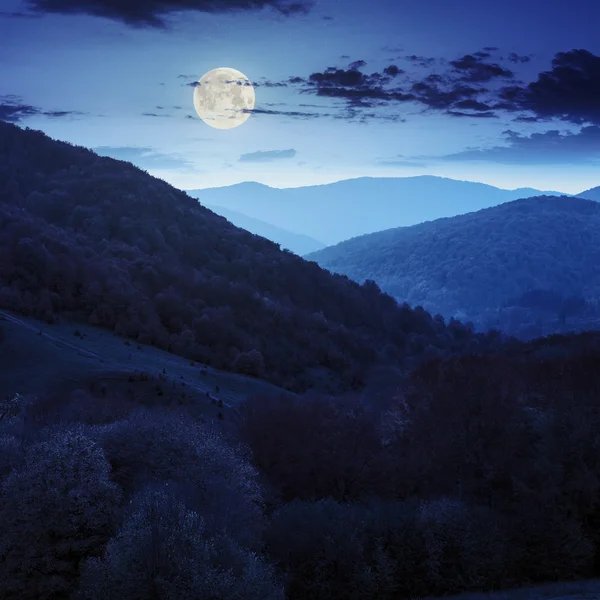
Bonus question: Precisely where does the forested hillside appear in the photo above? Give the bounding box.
[0,121,499,393]
[307,195,600,338]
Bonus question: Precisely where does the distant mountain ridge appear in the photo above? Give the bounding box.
[306,194,600,337]
[201,203,326,255]
[187,176,566,246]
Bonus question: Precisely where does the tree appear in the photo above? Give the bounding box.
[77,486,284,600]
[94,409,266,549]
[0,426,122,600]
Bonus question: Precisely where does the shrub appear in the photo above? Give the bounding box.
[232,349,265,377]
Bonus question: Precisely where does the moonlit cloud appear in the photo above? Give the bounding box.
[239,148,297,162]
[94,146,196,170]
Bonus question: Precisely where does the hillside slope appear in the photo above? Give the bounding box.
[306,195,600,338]
[0,122,497,393]
[202,203,326,255]
[188,177,565,246]
[577,186,600,202]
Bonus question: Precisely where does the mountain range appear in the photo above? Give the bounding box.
[0,121,503,395]
[187,177,566,246]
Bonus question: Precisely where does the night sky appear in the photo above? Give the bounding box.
[1,0,599,192]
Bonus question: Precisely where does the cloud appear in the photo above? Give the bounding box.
[245,107,328,119]
[93,146,196,170]
[349,59,367,70]
[283,48,600,127]
[238,148,297,162]
[438,126,600,164]
[286,49,518,120]
[449,53,513,82]
[24,0,310,27]
[299,66,415,109]
[0,96,86,122]
[507,52,532,64]
[500,49,600,125]
[376,157,428,168]
[402,55,436,68]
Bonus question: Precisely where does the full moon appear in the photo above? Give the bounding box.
[193,67,255,130]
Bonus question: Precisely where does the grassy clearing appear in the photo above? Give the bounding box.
[0,309,290,414]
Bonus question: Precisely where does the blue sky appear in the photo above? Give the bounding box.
[1,0,599,192]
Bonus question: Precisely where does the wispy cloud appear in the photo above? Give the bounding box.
[0,96,87,122]
[376,156,429,168]
[239,148,297,162]
[93,146,196,170]
[437,126,600,164]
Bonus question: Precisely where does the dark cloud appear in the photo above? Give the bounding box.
[24,0,310,27]
[256,80,288,88]
[94,146,196,170]
[449,53,514,83]
[446,110,497,118]
[302,66,414,108]
[245,107,327,119]
[452,99,494,111]
[502,49,600,125]
[402,55,436,68]
[0,96,86,122]
[438,126,600,164]
[239,148,297,162]
[284,48,600,126]
[383,64,402,76]
[507,52,532,64]
[409,80,482,111]
[349,59,367,70]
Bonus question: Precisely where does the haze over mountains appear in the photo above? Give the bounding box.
[202,203,326,256]
[188,177,566,246]
[0,121,506,395]
[307,194,600,339]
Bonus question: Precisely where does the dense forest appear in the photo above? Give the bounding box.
[307,195,600,338]
[0,121,505,394]
[4,121,600,599]
[3,345,600,598]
